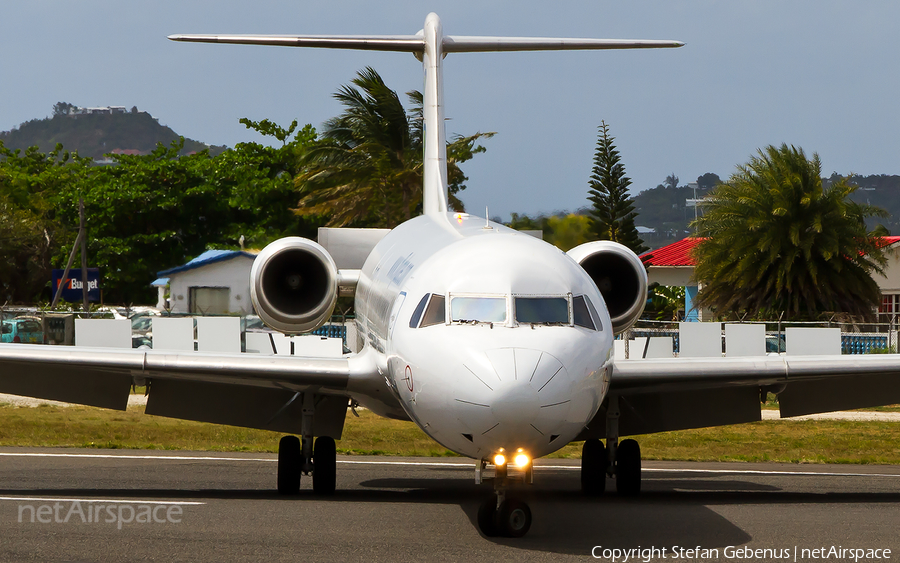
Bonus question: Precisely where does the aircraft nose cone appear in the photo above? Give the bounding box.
[454,348,574,447]
[491,380,540,425]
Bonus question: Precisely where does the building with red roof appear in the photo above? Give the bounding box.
[640,236,900,322]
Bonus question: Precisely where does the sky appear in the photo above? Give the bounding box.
[2,1,898,221]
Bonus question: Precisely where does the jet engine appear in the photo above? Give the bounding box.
[250,237,340,334]
[567,241,648,334]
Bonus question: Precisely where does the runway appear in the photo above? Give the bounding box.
[1,448,899,562]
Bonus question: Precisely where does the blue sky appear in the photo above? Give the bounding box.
[2,1,898,221]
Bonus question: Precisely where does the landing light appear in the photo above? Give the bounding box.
[493,453,506,467]
[514,452,530,468]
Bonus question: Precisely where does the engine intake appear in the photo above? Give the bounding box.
[567,241,648,334]
[250,237,339,334]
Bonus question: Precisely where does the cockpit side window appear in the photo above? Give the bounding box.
[420,294,446,327]
[573,295,596,330]
[409,294,430,328]
[585,296,603,331]
[515,297,569,325]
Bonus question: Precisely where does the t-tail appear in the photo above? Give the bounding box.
[169,13,682,217]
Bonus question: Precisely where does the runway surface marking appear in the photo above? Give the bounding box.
[0,496,204,505]
[2,451,900,478]
[0,452,274,462]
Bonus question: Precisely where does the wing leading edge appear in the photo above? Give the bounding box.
[0,344,380,436]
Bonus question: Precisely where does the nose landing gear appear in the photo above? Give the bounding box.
[478,493,532,538]
[476,462,533,538]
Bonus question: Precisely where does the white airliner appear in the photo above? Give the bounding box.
[3,13,900,538]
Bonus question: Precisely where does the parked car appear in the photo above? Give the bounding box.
[0,318,44,344]
[131,315,155,336]
[132,334,153,349]
[243,315,272,333]
[766,334,786,354]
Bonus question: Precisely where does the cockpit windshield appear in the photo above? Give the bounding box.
[450,296,507,324]
[515,297,570,325]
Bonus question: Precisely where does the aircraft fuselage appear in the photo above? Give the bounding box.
[353,212,614,460]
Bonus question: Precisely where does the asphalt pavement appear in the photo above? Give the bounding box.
[1,448,899,562]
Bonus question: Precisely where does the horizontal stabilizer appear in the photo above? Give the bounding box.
[442,36,684,52]
[167,34,425,52]
[168,34,683,53]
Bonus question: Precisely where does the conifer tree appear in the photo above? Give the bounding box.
[587,121,648,254]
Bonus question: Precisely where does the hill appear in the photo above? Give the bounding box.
[0,106,225,159]
[632,183,708,247]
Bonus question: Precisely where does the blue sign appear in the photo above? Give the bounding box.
[52,268,101,302]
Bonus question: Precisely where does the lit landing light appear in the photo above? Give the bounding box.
[492,449,530,469]
[514,450,530,469]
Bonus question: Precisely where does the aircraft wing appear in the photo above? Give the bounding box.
[0,344,379,436]
[577,354,900,439]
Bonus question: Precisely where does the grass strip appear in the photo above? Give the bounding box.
[1,403,899,464]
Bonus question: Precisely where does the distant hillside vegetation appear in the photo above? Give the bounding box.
[631,173,900,251]
[0,108,225,159]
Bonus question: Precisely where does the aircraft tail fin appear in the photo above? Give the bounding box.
[170,14,681,218]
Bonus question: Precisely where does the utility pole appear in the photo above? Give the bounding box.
[685,182,700,232]
[50,199,89,311]
[79,199,89,313]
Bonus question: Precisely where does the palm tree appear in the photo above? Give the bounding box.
[295,67,493,228]
[692,144,888,320]
[587,121,647,254]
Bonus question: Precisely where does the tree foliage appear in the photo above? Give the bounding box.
[295,67,493,228]
[0,143,86,303]
[0,68,494,303]
[645,284,685,321]
[546,214,591,251]
[587,121,647,254]
[696,172,721,191]
[692,144,888,320]
[505,212,590,251]
[0,123,323,304]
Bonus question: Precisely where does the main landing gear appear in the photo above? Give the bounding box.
[276,393,337,495]
[581,394,641,496]
[476,458,533,538]
[277,435,337,495]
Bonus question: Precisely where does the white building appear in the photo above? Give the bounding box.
[153,250,257,315]
[68,105,128,115]
[149,228,392,316]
